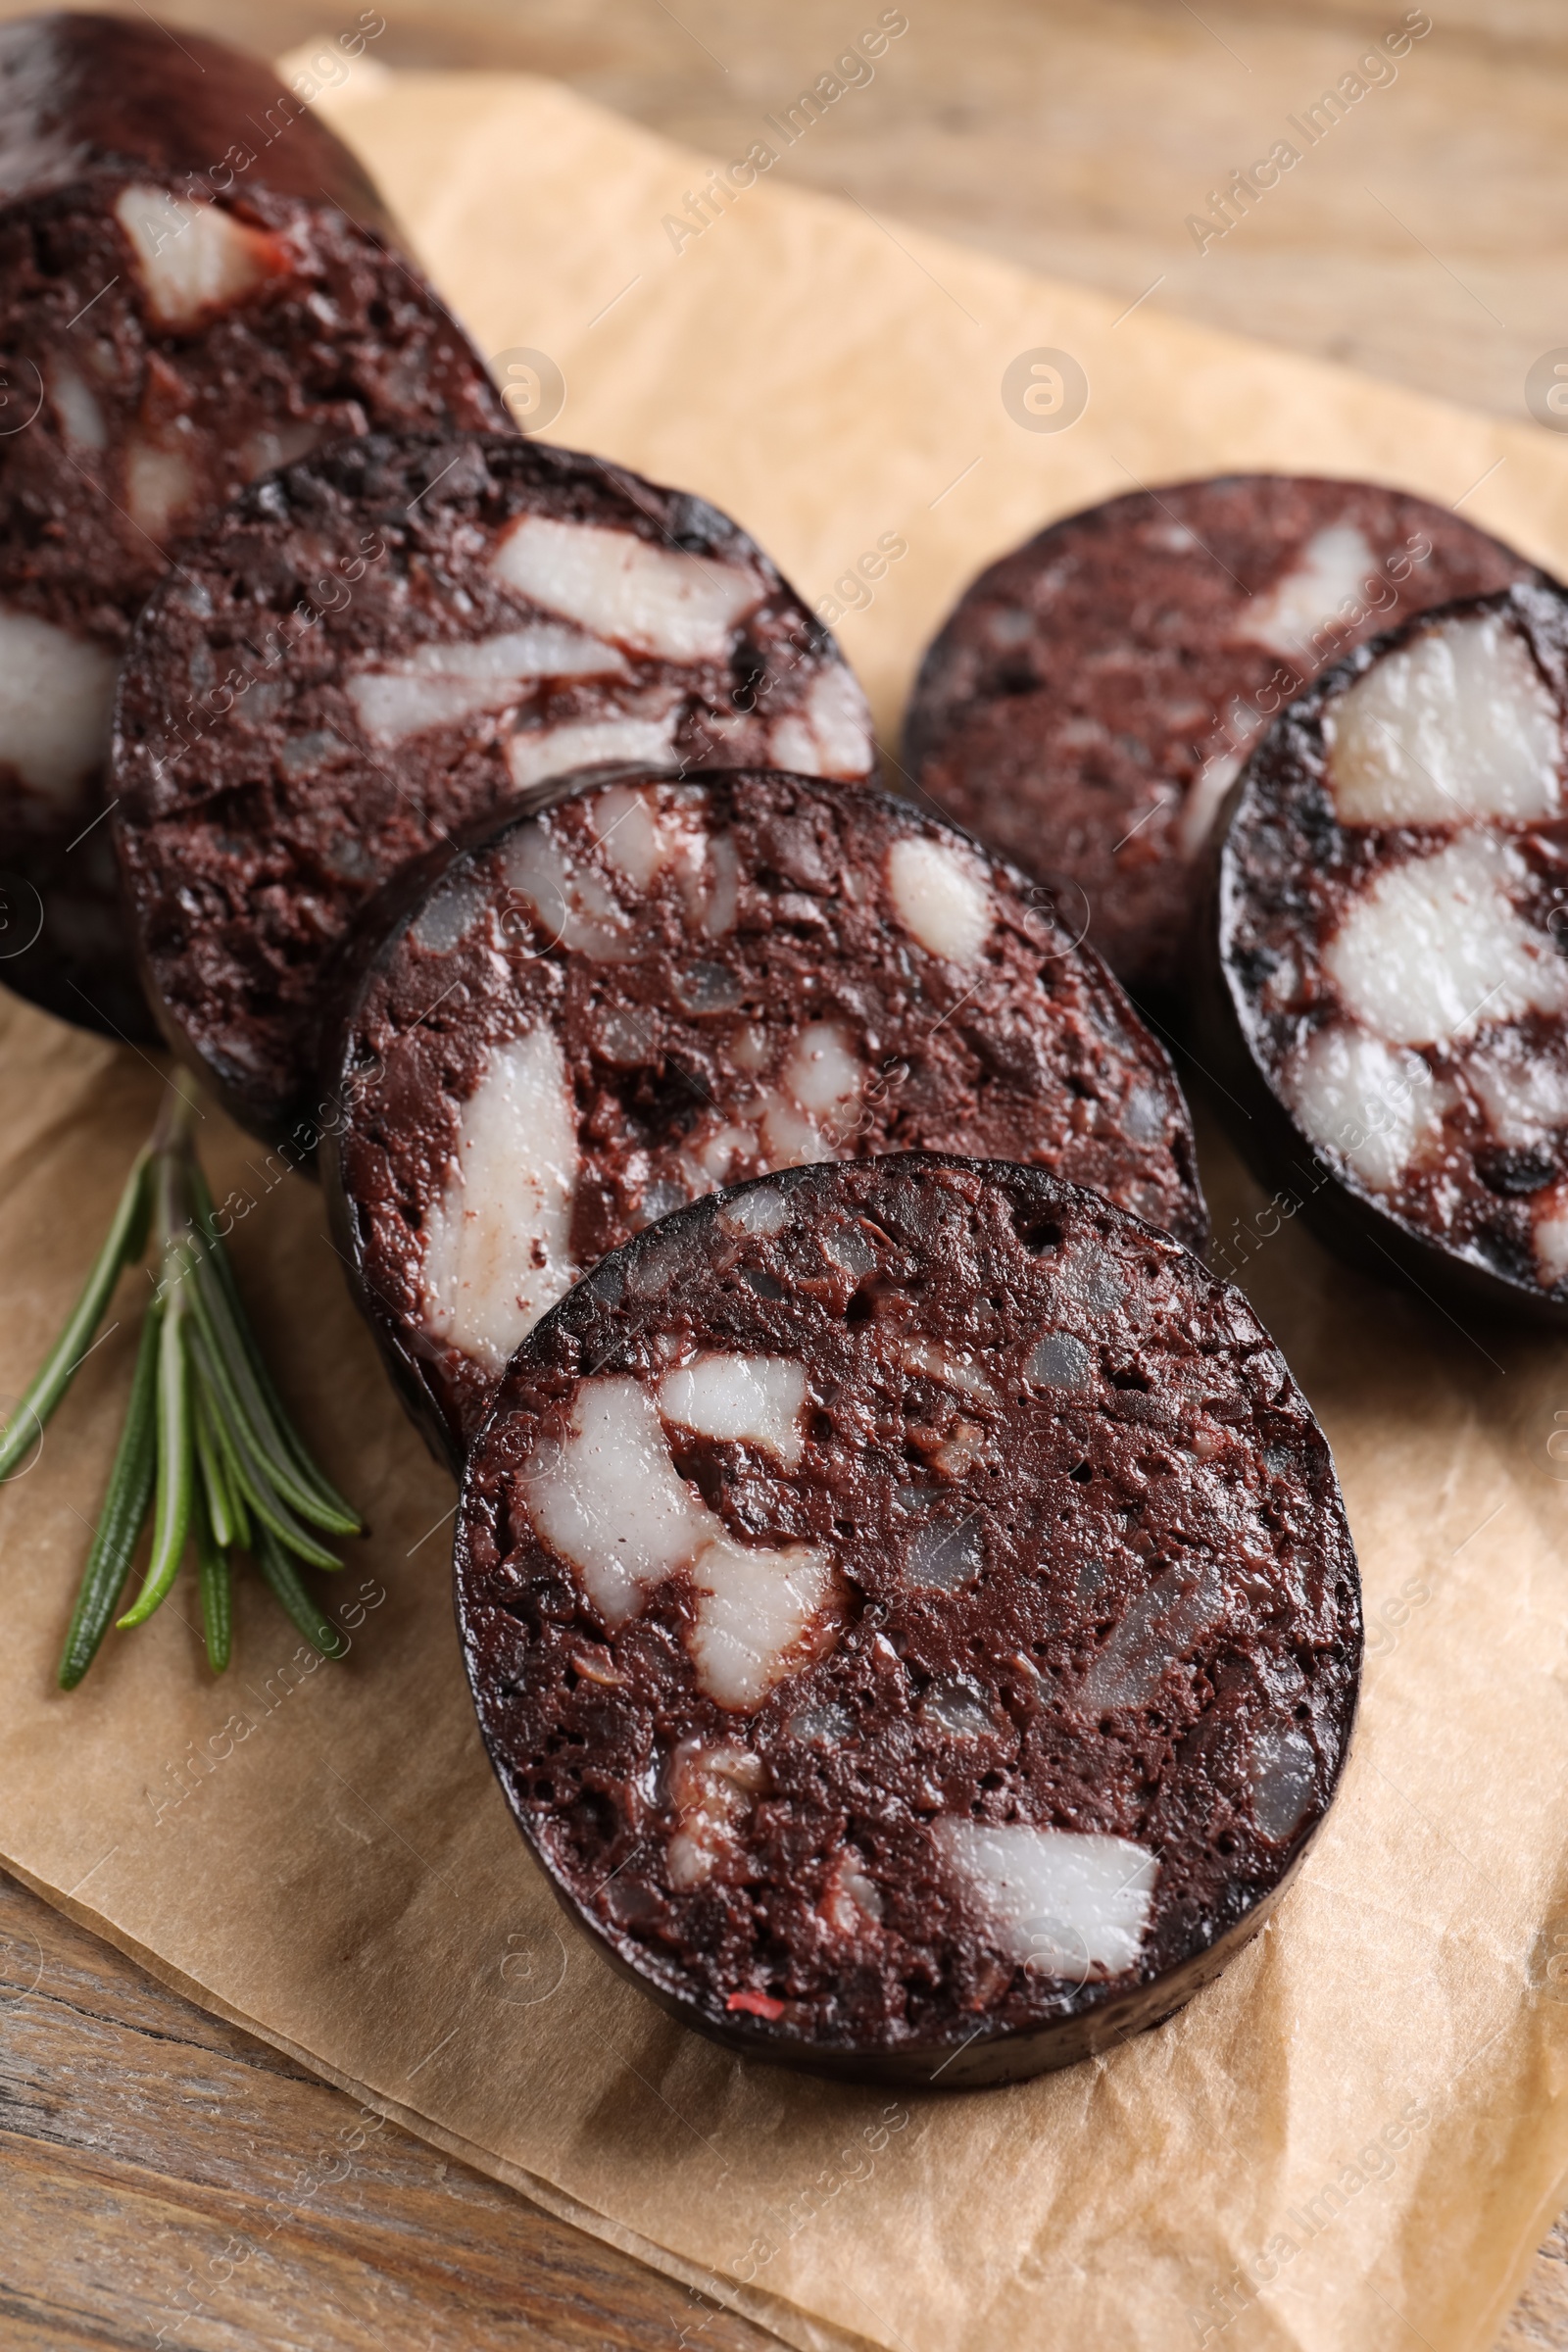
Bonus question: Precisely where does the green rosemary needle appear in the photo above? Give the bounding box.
[119,1170,197,1629]
[0,1144,150,1482]
[56,1303,162,1690]
[193,1382,239,1552]
[253,1523,349,1659]
[193,1483,232,1676]
[0,1067,361,1686]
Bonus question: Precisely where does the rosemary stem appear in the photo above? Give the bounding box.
[0,1145,151,1482]
[117,1230,195,1629]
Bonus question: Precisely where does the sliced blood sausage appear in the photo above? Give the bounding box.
[455,1152,1360,2085]
[0,12,508,1040]
[904,475,1543,1001]
[1195,580,1568,1323]
[323,766,1207,1467]
[113,433,877,1138]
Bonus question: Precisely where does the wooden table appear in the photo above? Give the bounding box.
[3,2,1567,2343]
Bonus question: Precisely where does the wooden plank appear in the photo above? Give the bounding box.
[25,0,1552,421]
[0,1871,773,2350]
[1498,2224,1568,2351]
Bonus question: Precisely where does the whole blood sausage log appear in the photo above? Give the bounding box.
[323,768,1206,1465]
[0,12,508,1038]
[455,1154,1360,2085]
[1197,581,1568,1325]
[904,476,1542,1000]
[113,432,877,1139]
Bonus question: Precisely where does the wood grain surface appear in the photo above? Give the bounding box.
[0,1869,772,2351]
[0,3,1564,2347]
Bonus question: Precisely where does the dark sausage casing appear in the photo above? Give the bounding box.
[0,12,507,1038]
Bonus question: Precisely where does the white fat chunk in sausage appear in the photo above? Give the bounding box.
[687,1538,831,1710]
[1247,1725,1317,1842]
[933,1818,1157,1981]
[0,608,118,804]
[824,1858,885,1934]
[348,624,627,748]
[761,1091,834,1166]
[1324,613,1562,826]
[1465,1040,1568,1146]
[783,1022,861,1113]
[241,418,320,480]
[666,1740,765,1886]
[1076,1559,1227,1710]
[51,360,107,452]
[590,781,665,887]
[1533,1188,1568,1288]
[789,1701,853,1743]
[525,1377,722,1628]
[1179,750,1243,860]
[489,513,761,662]
[1286,1023,1439,1192]
[887,835,993,964]
[698,830,739,936]
[410,873,486,955]
[124,437,198,540]
[1239,523,1377,659]
[659,1353,808,1463]
[932,1419,988,1480]
[115,185,283,324]
[1324,831,1568,1045]
[504,824,637,957]
[906,1510,984,1592]
[922,1680,998,1738]
[768,664,873,779]
[506,706,682,792]
[898,1336,995,1399]
[719,1184,791,1237]
[421,1026,577,1373]
[687,1121,754,1183]
[590,780,709,896]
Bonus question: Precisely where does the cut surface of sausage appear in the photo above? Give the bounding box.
[0,12,508,1039]
[904,475,1543,999]
[1200,581,1568,1319]
[323,769,1206,1464]
[114,435,875,1137]
[455,1154,1359,2084]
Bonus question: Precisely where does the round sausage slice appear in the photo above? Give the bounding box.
[904,475,1542,1000]
[1197,579,1568,1324]
[455,1152,1360,2085]
[113,433,876,1139]
[323,767,1206,1466]
[0,12,509,1040]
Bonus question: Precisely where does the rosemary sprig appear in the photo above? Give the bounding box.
[0,1069,362,1686]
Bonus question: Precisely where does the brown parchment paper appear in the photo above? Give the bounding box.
[5,61,1568,2352]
